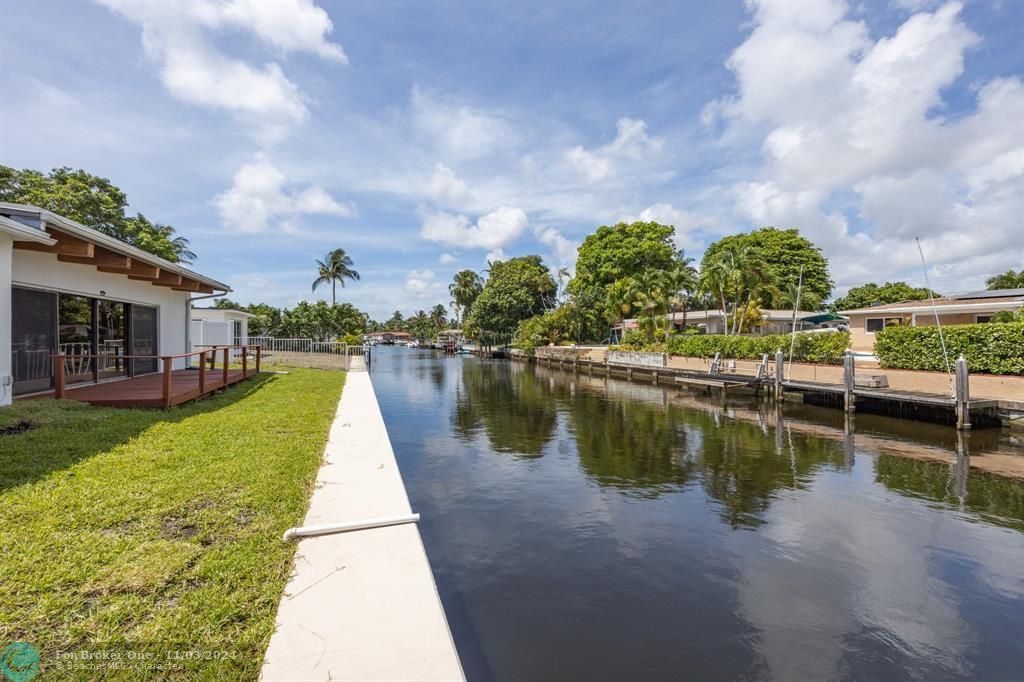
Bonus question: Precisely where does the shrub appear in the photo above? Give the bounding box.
[513,315,551,354]
[990,309,1024,323]
[663,330,849,364]
[874,322,1024,375]
[337,333,363,346]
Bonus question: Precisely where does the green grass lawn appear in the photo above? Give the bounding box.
[0,368,344,679]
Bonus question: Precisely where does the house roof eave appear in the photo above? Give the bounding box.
[0,202,231,293]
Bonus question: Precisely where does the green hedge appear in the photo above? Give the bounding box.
[622,330,850,365]
[874,322,1024,375]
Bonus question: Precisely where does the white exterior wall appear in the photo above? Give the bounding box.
[191,309,249,359]
[11,249,192,370]
[0,235,13,405]
[190,319,232,347]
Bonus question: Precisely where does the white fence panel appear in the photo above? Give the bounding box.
[248,337,369,371]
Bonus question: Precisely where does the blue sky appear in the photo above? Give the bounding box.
[1,0,1021,319]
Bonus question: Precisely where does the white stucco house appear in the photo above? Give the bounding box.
[0,203,231,406]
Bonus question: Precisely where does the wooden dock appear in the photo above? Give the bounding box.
[782,379,997,409]
[512,351,1003,429]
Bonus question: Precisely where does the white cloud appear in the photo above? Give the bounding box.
[438,252,458,265]
[565,117,664,181]
[404,269,443,299]
[564,147,613,182]
[419,205,529,250]
[485,249,507,265]
[97,0,345,137]
[711,0,1024,292]
[534,226,577,269]
[189,0,347,62]
[214,154,354,233]
[427,163,469,202]
[411,87,516,160]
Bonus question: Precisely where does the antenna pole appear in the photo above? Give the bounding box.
[916,237,954,394]
[787,265,803,381]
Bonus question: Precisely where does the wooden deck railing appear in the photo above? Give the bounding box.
[52,344,261,407]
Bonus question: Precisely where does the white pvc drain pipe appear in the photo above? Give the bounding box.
[283,513,420,541]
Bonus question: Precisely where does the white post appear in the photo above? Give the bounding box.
[774,350,784,399]
[0,236,12,406]
[955,355,970,430]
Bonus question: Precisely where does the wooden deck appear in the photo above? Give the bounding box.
[36,368,260,408]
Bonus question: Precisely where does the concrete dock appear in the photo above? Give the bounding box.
[261,368,464,681]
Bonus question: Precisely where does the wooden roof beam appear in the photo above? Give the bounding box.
[152,271,183,288]
[14,230,94,258]
[60,246,132,272]
[171,278,201,292]
[126,261,161,281]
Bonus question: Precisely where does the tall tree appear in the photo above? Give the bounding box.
[449,269,484,325]
[701,227,833,308]
[986,269,1024,290]
[429,304,448,331]
[408,310,430,339]
[465,255,556,337]
[777,282,821,312]
[569,221,677,299]
[556,266,571,304]
[0,165,195,263]
[664,252,698,330]
[311,248,360,305]
[385,310,404,331]
[830,281,938,311]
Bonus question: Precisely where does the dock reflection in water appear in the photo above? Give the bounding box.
[372,348,1024,682]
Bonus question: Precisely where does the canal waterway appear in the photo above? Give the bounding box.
[371,346,1024,681]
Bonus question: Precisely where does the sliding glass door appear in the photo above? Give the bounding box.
[59,294,94,386]
[11,287,57,395]
[11,289,161,392]
[97,300,128,381]
[131,305,158,375]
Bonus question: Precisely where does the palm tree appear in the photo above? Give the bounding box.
[312,248,360,305]
[171,235,196,264]
[778,282,821,312]
[633,270,669,341]
[449,270,484,325]
[605,276,639,339]
[700,243,758,335]
[556,266,571,304]
[664,254,698,331]
[410,310,430,340]
[429,304,448,333]
[734,259,774,335]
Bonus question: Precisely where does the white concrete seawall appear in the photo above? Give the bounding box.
[261,370,464,681]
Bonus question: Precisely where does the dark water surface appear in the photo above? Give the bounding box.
[371,347,1024,681]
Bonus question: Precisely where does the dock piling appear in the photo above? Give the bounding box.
[843,351,856,412]
[955,356,971,430]
[774,350,784,398]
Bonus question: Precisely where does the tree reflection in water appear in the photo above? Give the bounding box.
[460,359,1024,532]
[454,360,557,457]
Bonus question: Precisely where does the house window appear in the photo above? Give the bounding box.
[975,315,992,324]
[865,317,902,333]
